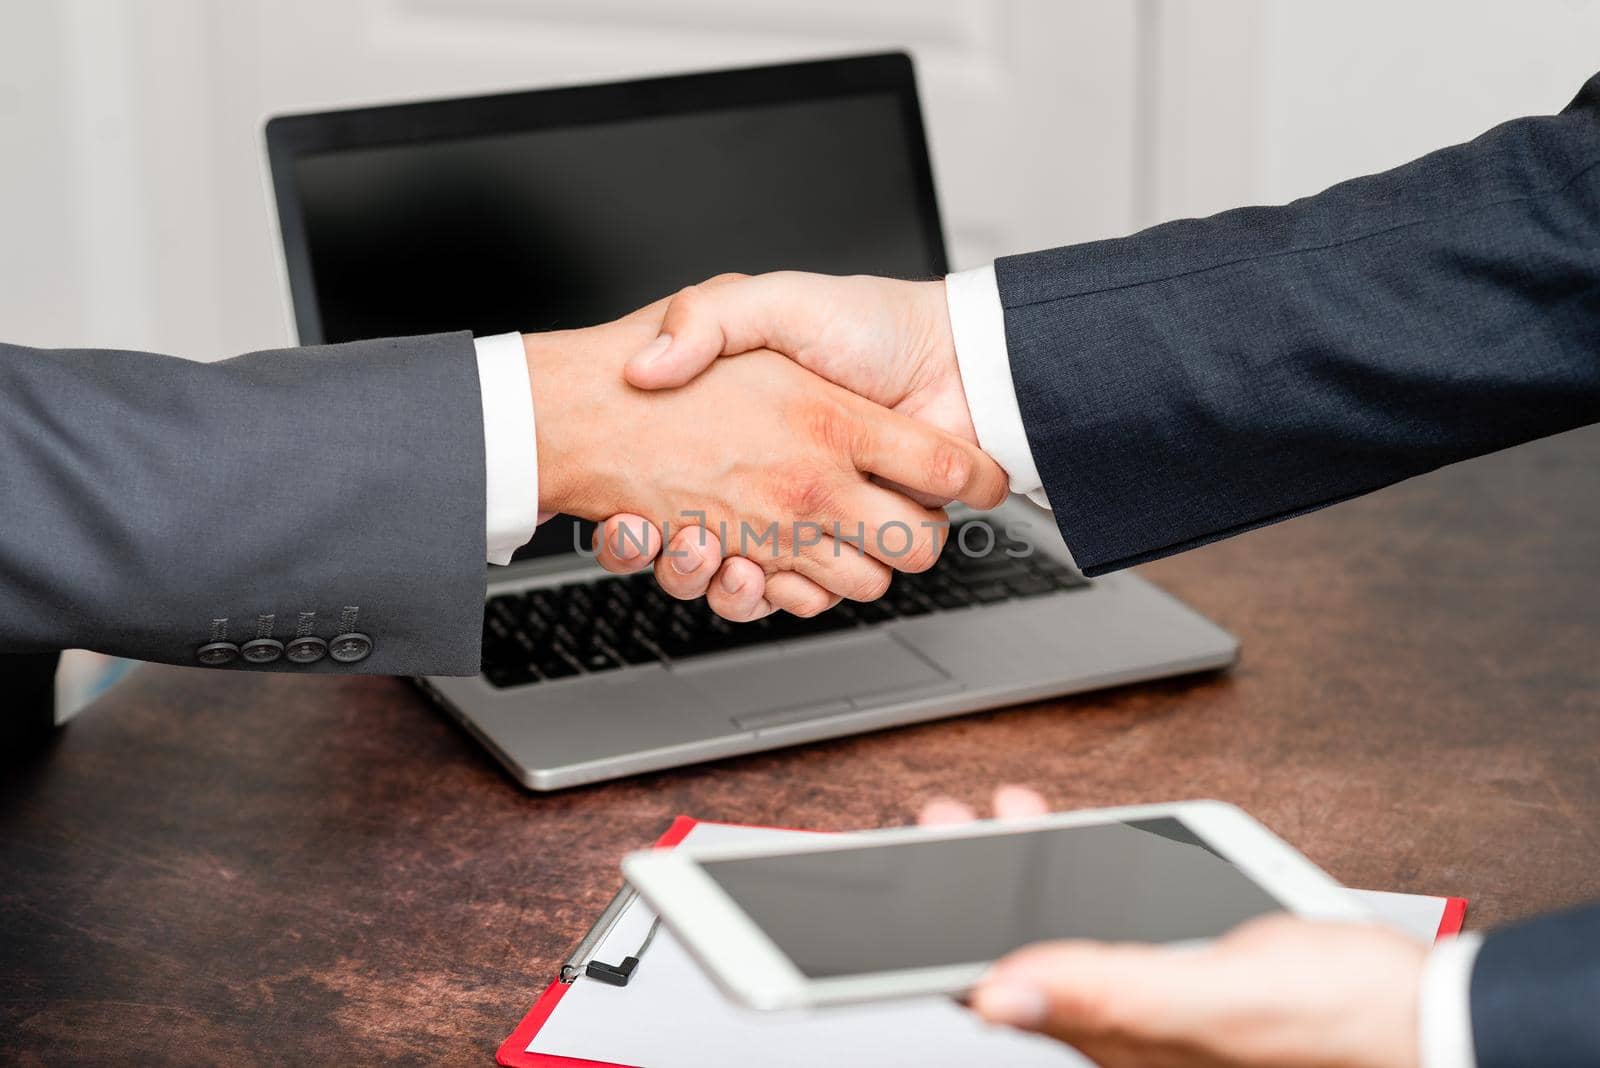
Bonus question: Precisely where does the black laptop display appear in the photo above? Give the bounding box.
[266,53,945,562]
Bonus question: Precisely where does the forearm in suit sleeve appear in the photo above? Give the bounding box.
[0,332,487,675]
[996,72,1600,575]
[1470,901,1600,1067]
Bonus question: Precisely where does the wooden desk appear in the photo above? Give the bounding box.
[5,427,1599,1064]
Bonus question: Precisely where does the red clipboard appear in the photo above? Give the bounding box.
[497,816,702,1068]
[496,815,1468,1067]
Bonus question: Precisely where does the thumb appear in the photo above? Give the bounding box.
[624,272,805,390]
[972,942,1182,1045]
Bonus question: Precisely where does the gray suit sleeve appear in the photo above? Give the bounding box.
[0,332,489,676]
[996,72,1600,575]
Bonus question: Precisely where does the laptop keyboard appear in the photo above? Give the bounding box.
[480,521,1089,688]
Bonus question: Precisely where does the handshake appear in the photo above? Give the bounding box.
[527,272,1010,620]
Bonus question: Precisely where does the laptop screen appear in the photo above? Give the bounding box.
[270,55,944,559]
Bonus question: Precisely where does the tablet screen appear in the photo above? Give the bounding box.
[698,818,1285,978]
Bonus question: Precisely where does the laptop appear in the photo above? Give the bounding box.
[263,52,1238,790]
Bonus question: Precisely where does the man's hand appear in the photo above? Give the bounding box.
[594,272,972,619]
[973,916,1425,1068]
[526,302,1006,607]
[917,788,1426,1068]
[626,272,969,441]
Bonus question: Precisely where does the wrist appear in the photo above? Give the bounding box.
[524,331,584,517]
[905,278,977,445]
[524,325,650,521]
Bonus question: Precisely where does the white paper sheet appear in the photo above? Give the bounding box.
[526,823,1454,1067]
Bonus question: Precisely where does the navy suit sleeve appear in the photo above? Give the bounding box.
[1470,901,1600,1068]
[996,73,1600,575]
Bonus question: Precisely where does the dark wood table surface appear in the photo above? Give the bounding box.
[5,427,1599,1066]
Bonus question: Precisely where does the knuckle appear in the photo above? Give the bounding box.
[1066,983,1123,1036]
[671,527,715,566]
[704,271,749,287]
[976,466,1008,509]
[666,283,708,323]
[848,567,893,603]
[930,441,973,499]
[780,473,838,520]
[898,534,941,574]
[786,591,834,618]
[803,402,858,458]
[709,593,756,623]
[652,560,696,599]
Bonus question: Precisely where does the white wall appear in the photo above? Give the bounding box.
[1150,0,1600,221]
[3,0,1598,360]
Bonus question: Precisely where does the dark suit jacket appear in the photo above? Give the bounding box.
[0,332,490,732]
[996,73,1600,1066]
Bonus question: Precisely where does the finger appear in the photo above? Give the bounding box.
[653,525,723,600]
[968,978,1052,1033]
[849,405,1009,511]
[919,798,978,826]
[800,482,951,574]
[705,557,776,622]
[977,942,1187,1044]
[786,533,896,601]
[973,944,1116,1037]
[592,514,661,574]
[761,572,842,619]
[992,785,1050,820]
[870,474,954,510]
[624,272,815,390]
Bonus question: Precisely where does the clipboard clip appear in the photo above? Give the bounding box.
[559,882,662,987]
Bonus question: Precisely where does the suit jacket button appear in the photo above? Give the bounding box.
[196,641,240,666]
[329,633,372,663]
[240,638,285,664]
[285,636,327,664]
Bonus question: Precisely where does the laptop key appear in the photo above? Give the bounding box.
[948,551,1028,576]
[485,663,531,688]
[967,581,1011,604]
[535,653,581,680]
[577,645,621,673]
[851,599,896,624]
[657,621,698,659]
[786,610,859,636]
[487,595,522,628]
[528,591,560,621]
[931,578,976,607]
[613,635,663,665]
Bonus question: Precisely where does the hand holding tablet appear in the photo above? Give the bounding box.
[622,799,1369,1012]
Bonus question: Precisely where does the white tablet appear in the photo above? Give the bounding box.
[622,800,1370,1010]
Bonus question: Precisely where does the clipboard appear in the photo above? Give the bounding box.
[498,816,702,1068]
[498,816,1468,1068]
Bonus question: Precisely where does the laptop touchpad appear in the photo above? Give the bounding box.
[675,633,957,730]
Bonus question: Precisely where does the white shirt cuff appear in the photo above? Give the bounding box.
[1418,931,1483,1068]
[945,264,1045,499]
[945,265,1069,571]
[474,332,540,565]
